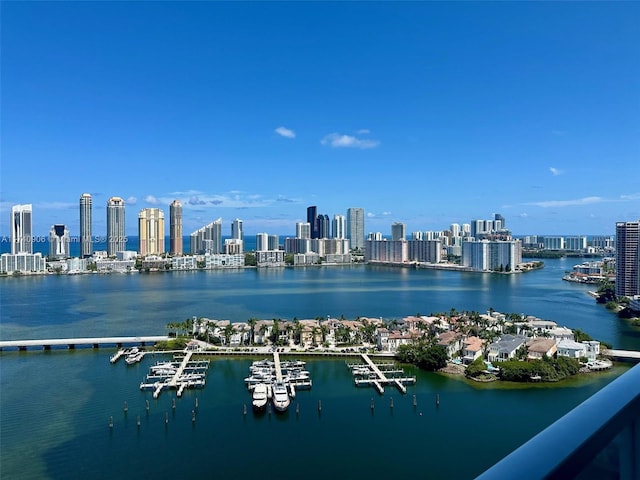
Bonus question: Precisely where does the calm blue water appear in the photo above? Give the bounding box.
[1,259,637,479]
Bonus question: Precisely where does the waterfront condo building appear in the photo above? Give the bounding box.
[49,224,70,259]
[138,208,165,256]
[106,197,126,256]
[80,193,93,257]
[347,207,365,251]
[190,218,222,254]
[169,200,183,255]
[462,239,522,272]
[11,204,33,254]
[616,221,640,298]
[231,218,243,241]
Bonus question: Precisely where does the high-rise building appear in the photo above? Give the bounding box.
[616,221,640,298]
[49,224,70,259]
[296,222,311,239]
[106,197,126,256]
[268,235,280,251]
[11,204,33,254]
[347,207,365,251]
[169,200,183,255]
[391,222,406,241]
[80,193,93,258]
[332,215,346,239]
[307,206,318,239]
[190,218,222,254]
[138,208,165,256]
[231,219,243,241]
[317,214,330,239]
[256,233,269,251]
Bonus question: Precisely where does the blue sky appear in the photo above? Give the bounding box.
[1,1,639,237]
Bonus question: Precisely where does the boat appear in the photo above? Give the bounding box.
[252,383,268,411]
[272,381,290,412]
[125,350,144,365]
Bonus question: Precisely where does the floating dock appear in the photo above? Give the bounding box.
[349,354,416,394]
[139,352,210,398]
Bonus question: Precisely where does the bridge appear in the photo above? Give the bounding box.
[0,336,169,351]
[602,349,640,361]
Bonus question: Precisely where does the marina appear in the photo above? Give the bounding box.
[348,354,416,394]
[244,352,313,413]
[138,352,210,398]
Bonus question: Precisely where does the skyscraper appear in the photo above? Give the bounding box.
[106,197,126,256]
[49,224,70,259]
[391,222,406,241]
[307,206,318,239]
[317,214,330,239]
[80,193,93,258]
[232,219,243,241]
[138,208,165,256]
[169,200,183,255]
[332,214,346,239]
[296,222,311,239]
[347,207,365,251]
[11,204,32,254]
[190,218,222,254]
[616,221,640,298]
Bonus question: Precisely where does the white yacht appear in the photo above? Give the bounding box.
[125,350,144,365]
[272,381,290,412]
[252,383,268,412]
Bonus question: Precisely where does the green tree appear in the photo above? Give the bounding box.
[248,317,258,345]
[223,324,235,346]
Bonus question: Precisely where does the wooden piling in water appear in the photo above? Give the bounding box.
[436,394,440,407]
[109,416,113,429]
[123,401,128,413]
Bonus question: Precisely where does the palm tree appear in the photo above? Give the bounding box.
[247,317,258,346]
[223,324,235,346]
[310,326,319,346]
[320,324,329,344]
[272,318,280,345]
[293,319,303,345]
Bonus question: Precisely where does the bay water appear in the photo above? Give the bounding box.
[1,258,637,479]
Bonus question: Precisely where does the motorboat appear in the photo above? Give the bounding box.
[252,383,268,411]
[125,350,144,365]
[272,381,290,412]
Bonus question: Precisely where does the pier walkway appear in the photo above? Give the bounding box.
[354,354,416,394]
[168,351,194,388]
[0,336,169,351]
[273,351,283,381]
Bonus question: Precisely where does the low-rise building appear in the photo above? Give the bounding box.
[526,338,557,361]
[462,336,485,364]
[556,339,587,359]
[488,335,527,363]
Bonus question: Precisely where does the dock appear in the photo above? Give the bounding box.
[349,354,416,394]
[273,351,283,381]
[139,352,210,398]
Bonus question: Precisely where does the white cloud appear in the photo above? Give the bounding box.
[519,212,528,218]
[357,129,370,134]
[145,195,160,205]
[527,196,603,208]
[549,167,563,176]
[275,126,296,139]
[320,132,380,149]
[126,196,137,205]
[620,193,640,201]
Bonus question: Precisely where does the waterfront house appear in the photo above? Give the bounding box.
[549,326,575,341]
[437,331,463,359]
[583,341,600,362]
[556,339,587,359]
[462,336,485,364]
[526,338,557,361]
[488,335,527,363]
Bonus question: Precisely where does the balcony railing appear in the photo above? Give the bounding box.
[477,363,640,479]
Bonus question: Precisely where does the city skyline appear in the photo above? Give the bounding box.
[2,2,639,237]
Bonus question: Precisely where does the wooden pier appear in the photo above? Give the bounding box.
[350,354,416,394]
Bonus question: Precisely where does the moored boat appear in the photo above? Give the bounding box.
[252,383,268,411]
[272,381,290,412]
